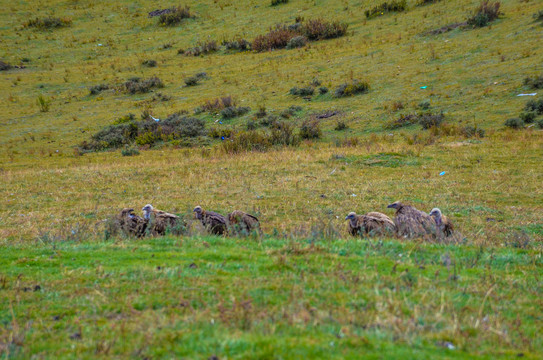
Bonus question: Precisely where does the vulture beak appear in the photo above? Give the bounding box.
[387,204,395,209]
[345,215,349,220]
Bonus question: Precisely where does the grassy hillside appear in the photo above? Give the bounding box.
[1,237,541,359]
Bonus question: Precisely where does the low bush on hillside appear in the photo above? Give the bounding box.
[460,125,485,138]
[524,75,543,89]
[467,1,501,27]
[334,120,348,131]
[504,118,524,129]
[417,0,441,5]
[252,19,348,52]
[365,1,407,19]
[122,76,164,94]
[260,115,280,127]
[220,121,300,153]
[180,41,219,56]
[519,111,537,124]
[384,114,418,129]
[300,118,322,139]
[24,17,72,29]
[208,127,234,139]
[334,80,369,97]
[222,38,251,51]
[534,10,543,23]
[78,113,206,152]
[142,59,157,67]
[220,106,251,119]
[385,111,446,130]
[418,111,445,129]
[290,86,314,97]
[157,6,193,26]
[271,0,288,6]
[525,99,543,114]
[0,61,12,71]
[184,72,207,86]
[121,146,140,156]
[199,96,236,113]
[89,84,109,95]
[319,86,329,95]
[280,105,303,118]
[537,119,543,129]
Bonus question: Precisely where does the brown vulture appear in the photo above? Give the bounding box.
[345,211,395,237]
[228,210,262,236]
[193,206,228,235]
[387,201,436,239]
[117,208,148,238]
[142,204,184,236]
[429,208,454,237]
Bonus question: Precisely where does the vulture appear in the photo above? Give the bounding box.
[345,211,395,237]
[228,210,262,236]
[142,204,184,236]
[387,201,436,239]
[193,206,228,235]
[117,208,148,238]
[429,208,454,237]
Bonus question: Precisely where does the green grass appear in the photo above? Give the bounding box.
[1,236,541,358]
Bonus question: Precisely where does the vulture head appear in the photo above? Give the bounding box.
[345,212,357,221]
[142,204,154,220]
[387,201,402,210]
[429,208,442,226]
[193,206,204,220]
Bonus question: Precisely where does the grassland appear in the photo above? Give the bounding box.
[1,0,542,358]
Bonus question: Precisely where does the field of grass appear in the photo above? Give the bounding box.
[1,0,542,358]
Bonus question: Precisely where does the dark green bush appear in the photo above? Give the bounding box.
[261,115,279,127]
[222,38,251,51]
[0,61,12,71]
[300,118,322,139]
[271,0,288,6]
[524,75,543,89]
[182,41,219,56]
[142,59,157,67]
[286,36,307,49]
[519,111,537,124]
[123,76,164,94]
[418,112,445,129]
[319,87,329,95]
[220,106,250,119]
[121,146,140,156]
[89,84,109,95]
[280,105,303,118]
[525,99,543,114]
[537,119,543,129]
[417,0,441,5]
[158,6,193,26]
[208,127,234,139]
[24,17,71,29]
[113,113,136,125]
[365,1,407,19]
[334,120,348,131]
[504,118,524,129]
[270,121,300,146]
[384,114,418,130]
[334,80,369,97]
[246,120,259,130]
[184,76,200,86]
[534,10,543,23]
[467,1,501,28]
[290,86,314,96]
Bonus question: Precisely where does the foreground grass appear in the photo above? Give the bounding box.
[1,236,541,359]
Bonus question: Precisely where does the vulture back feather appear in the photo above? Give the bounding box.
[117,208,148,238]
[194,206,228,235]
[345,212,396,237]
[142,204,185,236]
[228,210,262,236]
[387,202,436,239]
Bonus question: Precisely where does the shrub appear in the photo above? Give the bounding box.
[121,146,140,156]
[418,100,431,110]
[365,1,407,19]
[37,95,51,112]
[158,6,193,26]
[220,130,272,153]
[467,1,501,28]
[290,86,314,96]
[256,105,267,118]
[220,106,251,119]
[202,96,236,113]
[280,105,303,118]
[123,76,164,94]
[222,38,251,51]
[252,25,297,52]
[525,99,543,114]
[300,19,348,40]
[461,125,485,138]
[246,120,259,130]
[334,80,369,97]
[286,35,307,49]
[537,119,543,129]
[89,84,109,95]
[524,75,543,89]
[504,118,524,129]
[142,59,157,67]
[208,127,234,139]
[417,0,441,5]
[0,61,12,71]
[184,76,200,86]
[183,41,219,56]
[418,111,445,129]
[534,10,543,23]
[319,86,329,95]
[24,17,71,29]
[300,118,322,139]
[519,111,537,124]
[261,115,279,127]
[113,113,136,125]
[334,120,348,131]
[270,121,300,146]
[384,114,418,129]
[271,0,288,6]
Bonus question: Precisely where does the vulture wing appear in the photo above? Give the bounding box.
[394,206,436,239]
[204,211,228,235]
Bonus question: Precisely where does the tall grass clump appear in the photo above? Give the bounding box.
[365,1,407,19]
[271,0,288,6]
[158,6,193,26]
[467,1,501,27]
[300,118,322,139]
[37,95,51,112]
[24,17,72,29]
[334,80,369,97]
[122,76,164,94]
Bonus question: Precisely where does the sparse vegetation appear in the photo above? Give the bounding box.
[300,118,322,139]
[157,6,193,26]
[385,113,418,129]
[289,86,314,96]
[365,1,407,19]
[220,106,251,119]
[142,59,157,67]
[222,38,251,51]
[334,80,370,97]
[122,76,164,94]
[524,74,543,89]
[24,16,71,29]
[36,95,50,112]
[271,0,288,6]
[504,117,524,129]
[286,35,307,49]
[121,146,140,156]
[418,111,445,129]
[0,60,12,71]
[467,1,501,28]
[89,84,109,95]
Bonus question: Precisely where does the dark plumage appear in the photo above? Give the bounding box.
[193,206,228,235]
[429,208,454,237]
[117,208,148,238]
[142,204,184,236]
[228,210,262,236]
[345,211,395,237]
[387,201,436,239]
